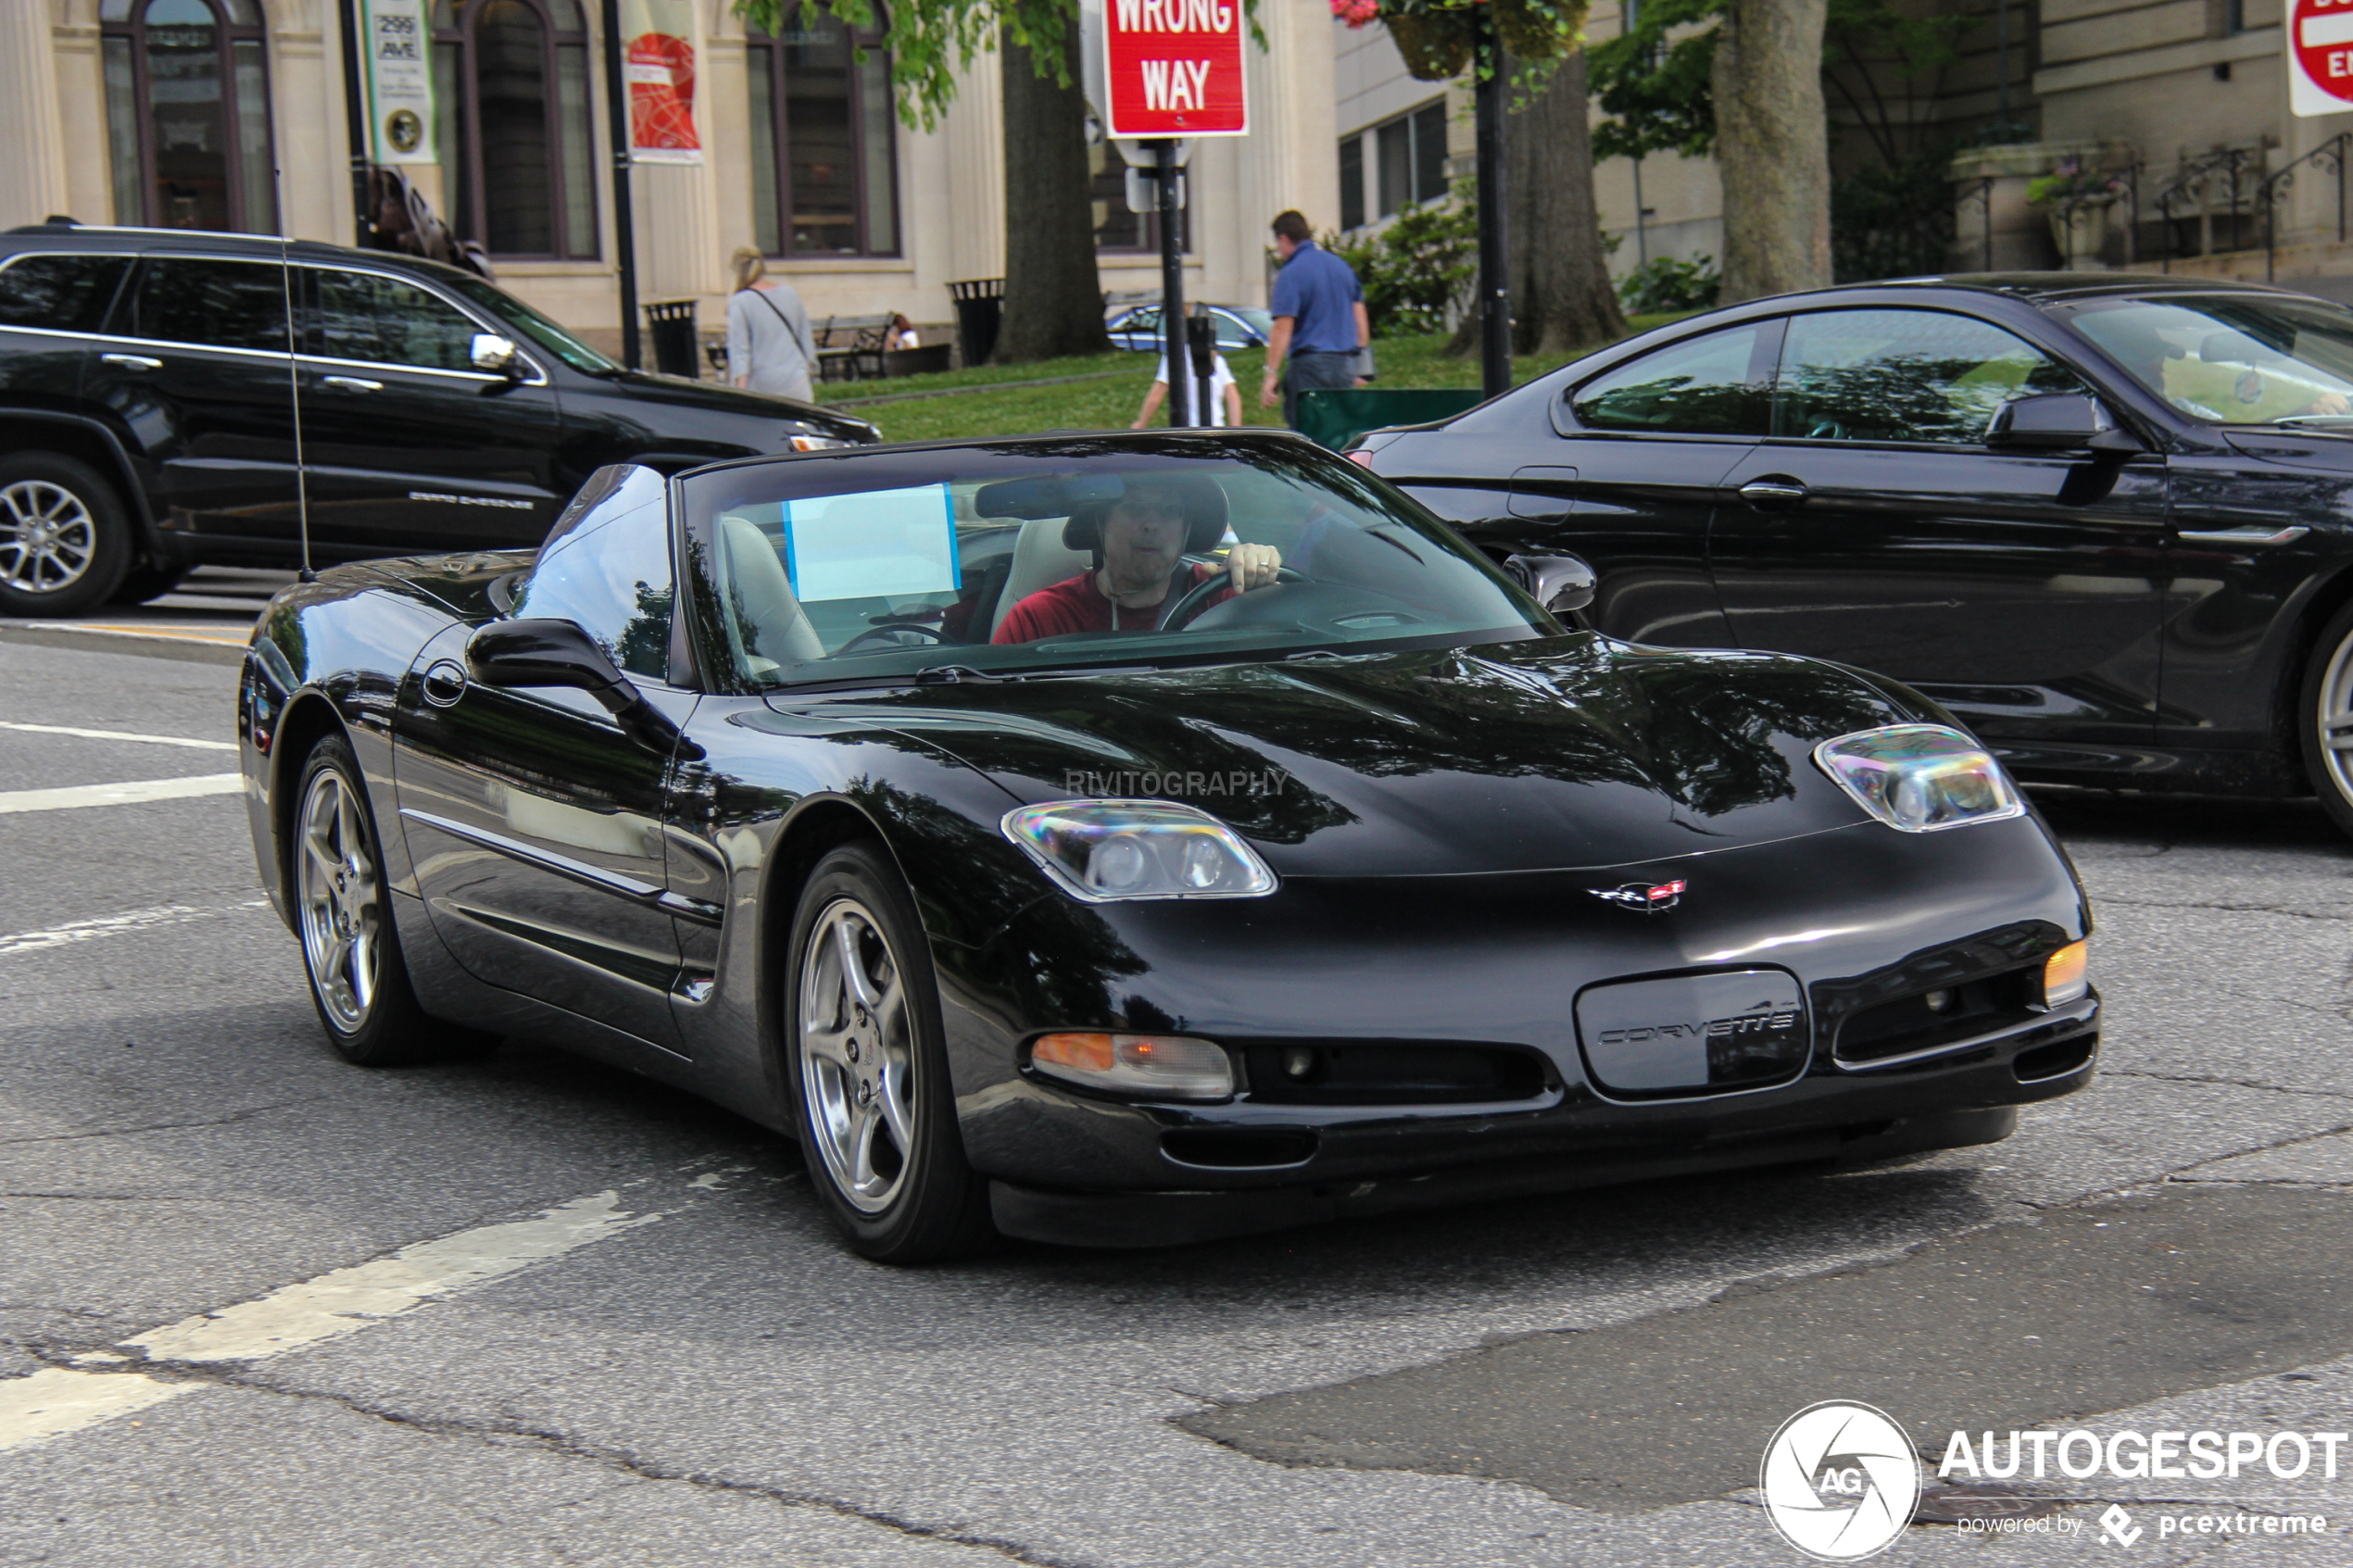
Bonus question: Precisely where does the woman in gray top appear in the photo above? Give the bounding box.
[725,246,816,403]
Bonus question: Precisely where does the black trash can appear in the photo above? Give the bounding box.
[644,299,698,378]
[948,278,1004,369]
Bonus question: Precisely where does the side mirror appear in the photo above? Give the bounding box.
[1988,392,2141,454]
[470,332,521,377]
[465,618,691,755]
[1504,552,1597,616]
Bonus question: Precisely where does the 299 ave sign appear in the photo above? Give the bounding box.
[1101,0,1249,137]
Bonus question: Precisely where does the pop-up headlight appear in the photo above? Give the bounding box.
[1814,724,2025,833]
[1000,800,1277,902]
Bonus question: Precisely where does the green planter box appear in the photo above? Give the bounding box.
[1292,388,1486,451]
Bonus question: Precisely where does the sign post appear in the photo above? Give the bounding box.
[1100,0,1249,427]
[2290,0,2353,117]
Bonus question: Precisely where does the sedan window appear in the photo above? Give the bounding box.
[310,269,481,372]
[0,254,132,333]
[2059,295,2353,426]
[128,257,290,353]
[1569,325,1773,435]
[1775,309,2084,445]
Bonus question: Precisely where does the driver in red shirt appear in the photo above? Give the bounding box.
[994,480,1282,643]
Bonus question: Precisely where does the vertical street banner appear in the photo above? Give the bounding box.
[2291,0,2353,116]
[622,0,702,163]
[362,0,435,163]
[1101,0,1249,139]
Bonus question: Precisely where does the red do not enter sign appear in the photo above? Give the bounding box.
[1101,0,1249,138]
[2293,0,2353,113]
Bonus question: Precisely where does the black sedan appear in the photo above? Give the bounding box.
[1356,274,2353,836]
[237,433,2096,1261]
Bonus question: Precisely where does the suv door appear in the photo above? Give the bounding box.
[1711,307,2168,752]
[296,264,567,557]
[82,255,301,552]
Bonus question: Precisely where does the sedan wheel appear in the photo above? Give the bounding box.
[786,843,994,1261]
[2302,602,2353,841]
[0,455,132,617]
[290,735,476,1065]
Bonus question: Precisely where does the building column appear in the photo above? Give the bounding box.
[0,6,74,229]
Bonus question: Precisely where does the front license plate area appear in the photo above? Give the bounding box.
[1575,969,1809,1097]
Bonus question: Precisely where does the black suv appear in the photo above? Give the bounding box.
[0,223,877,616]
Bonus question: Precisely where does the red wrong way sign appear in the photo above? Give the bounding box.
[2291,0,2353,116]
[1102,0,1248,138]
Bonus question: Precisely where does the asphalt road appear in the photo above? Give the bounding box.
[3,579,2350,1566]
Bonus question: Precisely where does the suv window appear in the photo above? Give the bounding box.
[310,268,481,372]
[0,255,133,333]
[1776,308,2086,445]
[129,257,290,353]
[514,482,674,682]
[1569,325,1774,435]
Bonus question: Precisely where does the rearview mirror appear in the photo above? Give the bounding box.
[1988,393,2141,454]
[1504,553,1597,616]
[470,332,521,377]
[465,618,693,756]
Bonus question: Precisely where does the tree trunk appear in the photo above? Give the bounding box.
[1711,0,1831,304]
[1508,49,1627,358]
[995,28,1111,364]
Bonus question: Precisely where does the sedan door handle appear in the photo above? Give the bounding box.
[321,374,383,393]
[2175,525,2310,546]
[1737,477,1810,509]
[101,353,162,371]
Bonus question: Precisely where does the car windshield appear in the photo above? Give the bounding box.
[436,271,620,375]
[2058,294,2353,427]
[681,436,1550,688]
[1229,307,1275,338]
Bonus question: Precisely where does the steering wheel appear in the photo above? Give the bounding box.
[837,622,950,654]
[1160,563,1313,631]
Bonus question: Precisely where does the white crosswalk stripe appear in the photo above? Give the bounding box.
[0,721,237,751]
[0,774,243,814]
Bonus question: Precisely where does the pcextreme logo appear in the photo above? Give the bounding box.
[1761,1401,1921,1562]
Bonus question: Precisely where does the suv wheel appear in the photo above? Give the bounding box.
[0,454,132,617]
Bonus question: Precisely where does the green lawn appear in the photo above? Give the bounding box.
[824,313,1692,444]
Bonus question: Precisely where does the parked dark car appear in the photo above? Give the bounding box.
[240,432,2095,1261]
[1106,303,1272,353]
[1354,275,2353,837]
[0,221,876,617]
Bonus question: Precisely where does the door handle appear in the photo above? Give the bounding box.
[101,353,162,371]
[1738,477,1810,508]
[321,374,383,393]
[420,659,468,709]
[2175,525,2310,546]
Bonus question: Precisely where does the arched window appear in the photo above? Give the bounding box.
[747,5,900,257]
[431,0,598,258]
[101,0,278,233]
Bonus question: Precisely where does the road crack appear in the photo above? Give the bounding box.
[0,1101,318,1148]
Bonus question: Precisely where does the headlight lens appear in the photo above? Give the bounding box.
[1028,1032,1234,1100]
[1814,724,2025,833]
[1001,800,1276,901]
[2043,939,2090,1006]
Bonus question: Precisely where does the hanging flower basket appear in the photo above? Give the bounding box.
[1382,9,1478,80]
[1493,0,1577,60]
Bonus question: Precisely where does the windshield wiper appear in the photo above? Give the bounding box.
[912,664,1003,684]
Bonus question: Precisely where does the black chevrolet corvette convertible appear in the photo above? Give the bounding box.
[238,433,2098,1261]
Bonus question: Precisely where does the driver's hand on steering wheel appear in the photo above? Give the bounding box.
[1225,543,1281,595]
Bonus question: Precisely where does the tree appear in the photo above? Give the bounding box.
[1711,0,1830,301]
[995,26,1111,362]
[1506,47,1626,357]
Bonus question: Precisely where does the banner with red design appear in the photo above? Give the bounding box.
[623,0,702,163]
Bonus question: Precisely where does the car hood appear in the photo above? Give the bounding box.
[588,369,875,437]
[780,636,1924,876]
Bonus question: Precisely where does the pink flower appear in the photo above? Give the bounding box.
[1329,0,1378,24]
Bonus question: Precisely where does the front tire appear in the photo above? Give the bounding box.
[0,453,134,618]
[786,843,994,1262]
[2300,600,2353,840]
[292,735,473,1066]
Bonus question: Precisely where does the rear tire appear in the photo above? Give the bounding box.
[0,453,133,618]
[785,842,995,1263]
[2299,599,2353,841]
[292,735,485,1066]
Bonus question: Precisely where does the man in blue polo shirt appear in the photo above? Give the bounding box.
[1260,209,1370,429]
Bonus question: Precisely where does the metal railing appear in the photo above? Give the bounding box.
[2147,146,2265,270]
[2258,132,2353,282]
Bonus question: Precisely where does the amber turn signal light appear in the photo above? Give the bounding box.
[1027,1032,1234,1101]
[2043,940,2089,1007]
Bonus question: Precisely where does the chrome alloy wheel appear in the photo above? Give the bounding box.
[2322,628,2353,809]
[296,767,382,1034]
[799,897,916,1213]
[0,480,97,596]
